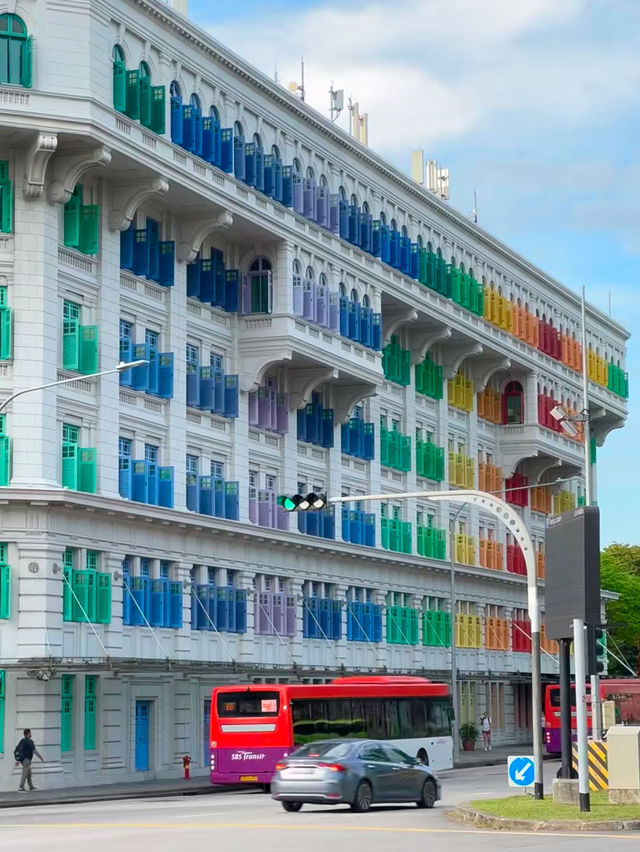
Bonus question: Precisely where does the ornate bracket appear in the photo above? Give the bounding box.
[469,356,511,392]
[516,455,563,482]
[382,307,418,344]
[177,211,233,262]
[239,352,292,394]
[289,367,339,410]
[409,325,452,365]
[440,341,483,379]
[47,146,112,204]
[333,381,379,424]
[23,133,58,199]
[590,407,626,447]
[108,176,170,231]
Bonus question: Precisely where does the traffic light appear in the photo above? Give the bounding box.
[277,493,327,511]
[586,625,606,675]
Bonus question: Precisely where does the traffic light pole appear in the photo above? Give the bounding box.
[325,487,544,798]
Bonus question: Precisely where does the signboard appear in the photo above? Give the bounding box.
[507,755,535,788]
[545,506,600,640]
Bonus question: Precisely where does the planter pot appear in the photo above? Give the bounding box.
[462,739,476,752]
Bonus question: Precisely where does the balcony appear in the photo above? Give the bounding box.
[499,422,584,480]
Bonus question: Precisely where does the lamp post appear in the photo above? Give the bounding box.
[0,361,148,414]
[449,501,468,764]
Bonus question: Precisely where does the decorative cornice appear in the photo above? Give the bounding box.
[289,367,339,410]
[108,176,169,231]
[47,145,112,204]
[177,210,233,262]
[23,133,58,199]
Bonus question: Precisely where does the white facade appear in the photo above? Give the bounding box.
[0,0,628,789]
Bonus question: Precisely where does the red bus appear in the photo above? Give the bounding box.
[544,679,640,753]
[209,676,453,785]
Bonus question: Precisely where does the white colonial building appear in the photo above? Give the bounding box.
[0,0,628,789]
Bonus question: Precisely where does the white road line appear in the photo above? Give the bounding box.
[167,812,228,819]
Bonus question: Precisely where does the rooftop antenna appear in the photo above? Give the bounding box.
[287,57,305,102]
[472,187,478,224]
[348,97,369,146]
[329,83,344,122]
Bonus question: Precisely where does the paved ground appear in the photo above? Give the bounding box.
[2,761,637,850]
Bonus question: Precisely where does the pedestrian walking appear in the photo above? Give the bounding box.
[480,712,492,751]
[14,728,44,791]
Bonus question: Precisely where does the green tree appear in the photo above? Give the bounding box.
[601,544,640,676]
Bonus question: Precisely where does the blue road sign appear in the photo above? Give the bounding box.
[507,755,535,788]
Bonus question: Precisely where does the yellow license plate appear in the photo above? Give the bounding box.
[240,775,258,782]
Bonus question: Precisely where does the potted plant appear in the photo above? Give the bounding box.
[459,722,478,751]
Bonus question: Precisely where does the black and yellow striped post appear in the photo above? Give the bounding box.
[572,740,608,791]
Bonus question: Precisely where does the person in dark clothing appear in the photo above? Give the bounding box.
[14,729,44,791]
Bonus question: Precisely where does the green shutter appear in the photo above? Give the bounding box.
[0,436,10,486]
[79,325,98,374]
[139,74,151,128]
[63,320,80,371]
[78,448,97,493]
[0,562,9,619]
[125,69,140,119]
[150,86,165,134]
[96,573,111,624]
[84,676,97,750]
[61,675,73,752]
[62,549,74,621]
[0,162,8,182]
[113,60,126,112]
[0,669,5,753]
[78,205,99,255]
[71,569,88,621]
[62,442,78,489]
[0,179,13,234]
[63,186,82,248]
[20,35,32,88]
[0,307,12,360]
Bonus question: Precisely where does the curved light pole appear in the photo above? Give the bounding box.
[0,361,148,414]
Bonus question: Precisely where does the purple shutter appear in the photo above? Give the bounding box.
[257,386,272,430]
[316,281,327,327]
[292,274,303,316]
[276,503,290,531]
[248,487,258,523]
[316,187,329,227]
[258,489,274,527]
[328,293,340,332]
[302,278,315,321]
[292,174,303,214]
[272,593,284,634]
[269,386,278,432]
[285,595,297,636]
[248,389,259,426]
[276,392,289,434]
[329,194,339,233]
[303,178,316,220]
[240,273,251,314]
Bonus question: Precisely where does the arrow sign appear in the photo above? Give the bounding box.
[507,755,535,788]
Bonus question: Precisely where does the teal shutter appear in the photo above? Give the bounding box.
[125,69,140,119]
[79,325,98,374]
[78,448,97,493]
[0,307,12,360]
[113,59,126,111]
[83,676,97,750]
[61,675,73,752]
[0,670,5,753]
[0,436,10,486]
[139,75,151,128]
[20,35,32,88]
[78,205,99,255]
[62,549,74,621]
[96,573,111,624]
[71,569,88,621]
[63,320,80,370]
[150,86,165,134]
[62,442,78,489]
[0,178,12,233]
[63,186,82,247]
[0,562,9,619]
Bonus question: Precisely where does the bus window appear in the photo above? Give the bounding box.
[216,690,280,717]
[426,699,452,736]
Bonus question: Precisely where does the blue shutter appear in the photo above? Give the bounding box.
[169,583,183,628]
[158,466,174,508]
[122,569,132,625]
[193,106,203,157]
[360,213,372,252]
[132,460,149,503]
[130,576,146,626]
[158,241,175,286]
[364,513,376,547]
[147,345,159,395]
[212,368,225,415]
[198,366,213,410]
[389,230,400,268]
[120,224,134,270]
[292,173,303,213]
[331,600,342,640]
[132,228,149,277]
[233,136,246,181]
[130,344,150,392]
[187,365,200,407]
[372,313,382,350]
[170,96,183,144]
[273,158,283,202]
[182,105,195,152]
[380,225,391,263]
[151,577,168,627]
[244,142,256,186]
[224,374,239,418]
[157,352,174,399]
[216,587,230,632]
[348,205,361,245]
[235,588,247,634]
[282,166,293,207]
[360,307,373,348]
[339,296,349,337]
[264,155,275,197]
[198,476,213,515]
[202,117,215,163]
[348,300,361,341]
[220,129,233,173]
[373,604,383,642]
[199,255,214,302]
[224,270,239,312]
[339,200,349,239]
[186,474,199,512]
[119,338,133,386]
[410,243,419,278]
[372,220,381,256]
[254,147,264,192]
[187,256,201,299]
[211,249,225,307]
[224,481,239,521]
[119,458,133,499]
[319,598,331,638]
[213,477,225,517]
[146,219,160,281]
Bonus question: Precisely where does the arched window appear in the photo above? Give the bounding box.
[390,218,397,231]
[112,45,126,112]
[0,14,31,87]
[319,174,328,187]
[350,193,358,207]
[339,282,347,299]
[319,272,328,288]
[362,294,370,308]
[253,132,262,149]
[502,381,524,424]
[350,288,359,303]
[380,212,387,226]
[292,157,301,175]
[272,144,281,161]
[292,259,301,277]
[306,166,315,179]
[190,92,200,110]
[338,185,346,201]
[305,266,315,281]
[362,201,370,215]
[417,235,424,248]
[234,120,244,139]
[401,224,408,238]
[427,240,432,252]
[210,105,220,122]
[246,257,272,314]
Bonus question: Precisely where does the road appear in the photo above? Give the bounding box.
[1,761,637,850]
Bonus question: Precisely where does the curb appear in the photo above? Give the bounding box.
[0,784,232,809]
[448,803,640,832]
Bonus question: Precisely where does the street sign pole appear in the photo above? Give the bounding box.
[559,638,573,779]
[573,617,590,812]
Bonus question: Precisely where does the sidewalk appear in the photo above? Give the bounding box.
[454,743,544,769]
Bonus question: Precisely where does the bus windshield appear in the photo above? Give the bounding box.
[216,691,280,717]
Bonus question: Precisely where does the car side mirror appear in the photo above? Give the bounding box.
[414,757,424,766]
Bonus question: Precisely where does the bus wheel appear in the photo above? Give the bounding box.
[262,783,271,793]
[417,748,429,766]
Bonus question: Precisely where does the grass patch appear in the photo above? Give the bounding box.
[471,792,640,822]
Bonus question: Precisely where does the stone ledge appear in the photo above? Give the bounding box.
[448,803,640,832]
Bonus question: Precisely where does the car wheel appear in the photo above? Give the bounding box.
[282,801,303,812]
[262,783,271,794]
[416,779,437,809]
[351,780,373,813]
[417,748,429,766]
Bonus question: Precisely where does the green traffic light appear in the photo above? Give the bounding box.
[277,495,297,512]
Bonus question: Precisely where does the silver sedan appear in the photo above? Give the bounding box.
[271,738,441,812]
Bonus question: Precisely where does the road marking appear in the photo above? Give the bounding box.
[166,812,228,819]
[0,822,637,840]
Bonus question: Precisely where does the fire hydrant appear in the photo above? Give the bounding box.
[182,755,191,780]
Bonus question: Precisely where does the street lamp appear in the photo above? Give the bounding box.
[0,361,148,414]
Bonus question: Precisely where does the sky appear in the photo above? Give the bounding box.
[186,0,640,545]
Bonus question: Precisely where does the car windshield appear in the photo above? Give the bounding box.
[291,741,353,760]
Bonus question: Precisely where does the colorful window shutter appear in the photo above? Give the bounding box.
[125,69,140,119]
[0,670,4,753]
[0,557,9,619]
[78,205,99,255]
[113,57,126,111]
[150,86,166,134]
[62,548,74,621]
[0,161,13,233]
[78,448,97,493]
[0,435,10,486]
[20,35,32,88]
[63,185,82,248]
[79,325,98,374]
[0,298,12,360]
[62,442,78,489]
[83,676,97,750]
[60,674,74,752]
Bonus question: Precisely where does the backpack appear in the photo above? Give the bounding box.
[14,740,24,762]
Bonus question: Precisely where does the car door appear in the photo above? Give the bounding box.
[383,744,420,800]
[358,742,396,802]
